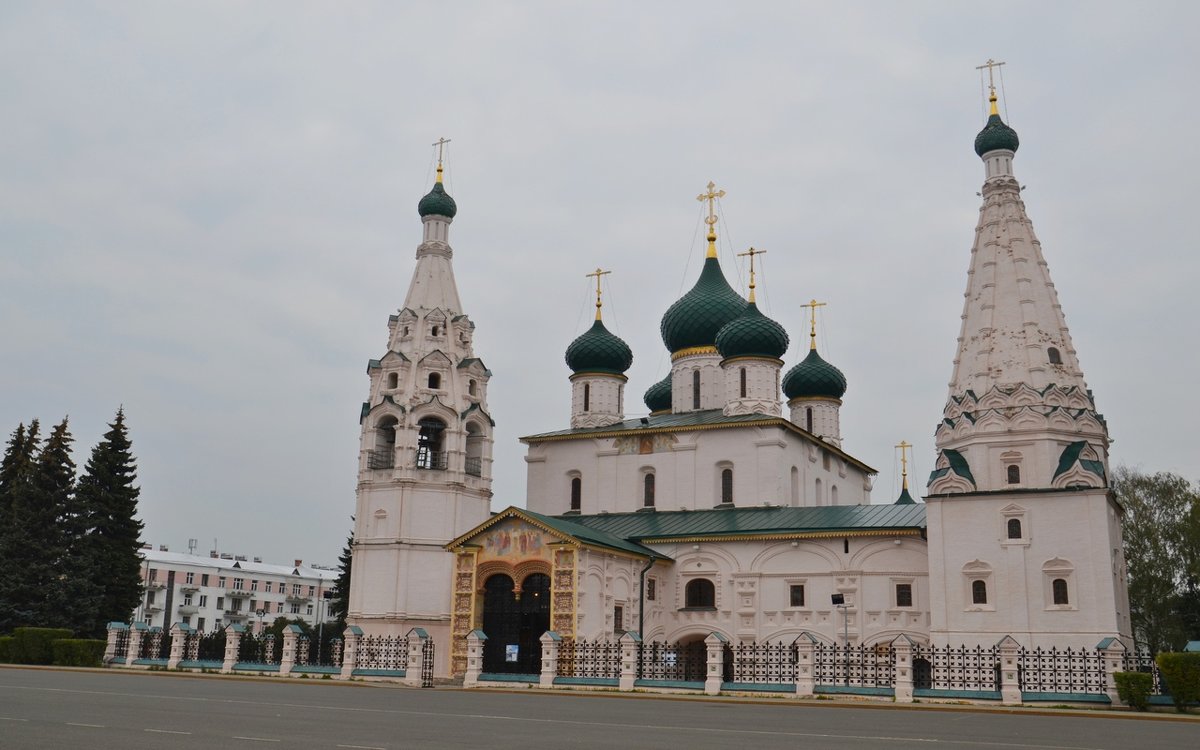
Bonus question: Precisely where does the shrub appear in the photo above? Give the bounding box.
[1113,671,1153,711]
[1156,652,1200,713]
[9,628,73,665]
[0,636,13,663]
[51,639,107,668]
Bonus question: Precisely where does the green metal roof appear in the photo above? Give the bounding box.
[565,318,633,375]
[521,509,665,558]
[660,256,747,353]
[557,503,925,541]
[715,301,789,360]
[783,347,847,400]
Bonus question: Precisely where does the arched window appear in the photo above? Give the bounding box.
[739,368,747,398]
[428,372,441,389]
[815,478,823,506]
[570,477,582,511]
[692,370,701,410]
[972,580,988,604]
[416,417,446,470]
[685,578,715,608]
[1052,578,1069,605]
[431,325,440,337]
[468,379,477,396]
[465,423,484,477]
[583,383,590,412]
[1007,465,1020,484]
[643,473,655,508]
[370,416,398,469]
[720,468,733,505]
[387,372,398,389]
[1007,518,1022,539]
[831,485,839,505]
[806,407,813,433]
[790,466,800,505]
[1047,347,1062,365]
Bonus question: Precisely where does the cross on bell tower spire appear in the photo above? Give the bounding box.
[585,267,611,321]
[432,136,451,183]
[697,181,726,259]
[802,299,827,350]
[895,440,912,490]
[736,247,765,303]
[975,58,1006,115]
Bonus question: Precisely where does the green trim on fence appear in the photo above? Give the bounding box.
[132,659,168,666]
[232,663,281,672]
[913,688,1001,700]
[178,660,224,670]
[292,666,341,675]
[352,668,406,677]
[479,673,539,683]
[554,676,619,687]
[633,679,704,690]
[1020,692,1110,704]
[722,682,795,693]
[815,685,893,696]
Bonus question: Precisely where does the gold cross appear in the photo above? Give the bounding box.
[432,137,452,167]
[585,267,611,320]
[697,181,726,258]
[736,247,766,302]
[895,440,912,489]
[802,299,827,350]
[975,59,1005,96]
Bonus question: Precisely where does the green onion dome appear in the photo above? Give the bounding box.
[565,319,633,375]
[974,110,1020,156]
[660,257,747,353]
[643,375,672,413]
[418,181,458,219]
[715,301,789,360]
[783,348,847,400]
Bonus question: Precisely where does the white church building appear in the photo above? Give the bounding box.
[346,90,1131,679]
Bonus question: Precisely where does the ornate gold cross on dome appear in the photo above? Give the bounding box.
[895,440,912,489]
[974,59,1005,97]
[736,247,766,303]
[585,267,611,320]
[697,181,726,258]
[802,299,827,350]
[432,136,452,181]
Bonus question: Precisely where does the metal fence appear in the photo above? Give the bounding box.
[639,640,707,682]
[1121,651,1167,695]
[139,628,171,661]
[112,628,129,661]
[238,632,280,665]
[813,642,896,689]
[1017,646,1105,694]
[910,644,997,692]
[558,639,620,679]
[356,634,408,671]
[296,635,343,668]
[725,640,797,684]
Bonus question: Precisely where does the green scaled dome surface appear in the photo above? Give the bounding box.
[715,301,789,360]
[783,348,847,399]
[643,374,672,413]
[660,257,747,353]
[894,486,916,505]
[565,319,633,375]
[418,181,458,218]
[974,113,1020,156]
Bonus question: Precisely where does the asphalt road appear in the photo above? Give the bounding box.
[0,667,1196,750]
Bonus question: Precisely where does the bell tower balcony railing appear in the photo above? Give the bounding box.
[367,449,395,470]
[416,450,448,471]
[464,456,483,477]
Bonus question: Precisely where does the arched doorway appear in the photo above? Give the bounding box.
[481,572,550,674]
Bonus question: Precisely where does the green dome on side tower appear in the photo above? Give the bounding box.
[643,375,672,413]
[715,302,789,360]
[418,181,458,218]
[974,95,1020,156]
[660,257,747,353]
[783,348,847,400]
[565,319,633,375]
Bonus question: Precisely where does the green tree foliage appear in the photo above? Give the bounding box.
[1113,466,1200,653]
[76,409,145,637]
[0,421,41,632]
[328,528,353,623]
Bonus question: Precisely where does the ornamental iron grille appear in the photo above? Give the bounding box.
[557,639,621,679]
[296,634,343,668]
[481,573,550,674]
[812,642,895,688]
[465,457,483,477]
[1121,651,1167,695]
[139,629,170,660]
[910,644,998,692]
[356,634,408,671]
[421,638,435,688]
[196,629,226,662]
[639,640,707,682]
[112,629,129,660]
[183,630,200,661]
[1017,646,1105,694]
[238,632,280,665]
[367,449,394,470]
[725,641,797,684]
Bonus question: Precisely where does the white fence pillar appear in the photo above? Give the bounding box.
[892,634,915,703]
[1097,637,1127,706]
[280,624,302,676]
[464,630,486,687]
[539,631,561,688]
[619,632,640,691]
[223,625,243,674]
[340,626,362,679]
[704,632,728,696]
[404,627,430,687]
[794,633,817,697]
[996,635,1022,705]
[167,623,189,670]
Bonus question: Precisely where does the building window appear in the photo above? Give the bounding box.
[146,591,156,605]
[387,372,398,389]
[692,370,701,409]
[896,583,913,608]
[307,604,314,615]
[251,580,259,591]
[468,379,477,396]
[1052,578,1069,605]
[739,368,747,398]
[278,602,285,613]
[614,605,624,635]
[822,452,831,471]
[1048,347,1062,364]
[570,476,582,511]
[720,468,733,504]
[218,576,226,588]
[183,594,193,606]
[229,599,241,613]
[308,585,315,597]
[216,597,224,610]
[416,417,447,469]
[805,407,813,433]
[789,584,805,607]
[199,595,207,607]
[264,582,272,593]
[431,325,440,337]
[292,583,301,596]
[198,617,205,630]
[185,572,194,584]
[182,616,190,626]
[233,578,244,590]
[201,574,209,586]
[643,473,655,508]
[646,578,656,601]
[583,383,590,412]
[1007,518,1022,539]
[1007,465,1020,484]
[290,603,301,614]
[428,372,441,389]
[972,580,988,604]
[685,578,716,608]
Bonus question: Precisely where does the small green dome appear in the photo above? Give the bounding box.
[783,348,847,400]
[565,319,633,375]
[974,113,1020,156]
[715,302,789,360]
[894,486,917,505]
[660,257,747,353]
[643,375,672,413]
[418,181,458,218]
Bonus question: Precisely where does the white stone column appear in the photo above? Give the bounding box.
[340,626,362,679]
[704,632,728,696]
[794,633,816,697]
[996,635,1022,705]
[1097,637,1126,706]
[619,632,640,691]
[223,625,242,674]
[126,624,145,667]
[167,623,188,670]
[539,631,561,688]
[280,624,302,676]
[404,627,429,687]
[464,630,486,687]
[892,635,915,703]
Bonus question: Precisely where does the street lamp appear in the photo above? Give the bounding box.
[832,594,850,686]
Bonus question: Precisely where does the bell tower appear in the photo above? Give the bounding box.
[347,141,495,675]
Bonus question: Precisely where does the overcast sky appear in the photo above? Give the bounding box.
[2,2,1196,567]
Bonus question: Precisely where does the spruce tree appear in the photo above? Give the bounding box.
[0,421,41,632]
[76,409,144,636]
[328,528,354,623]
